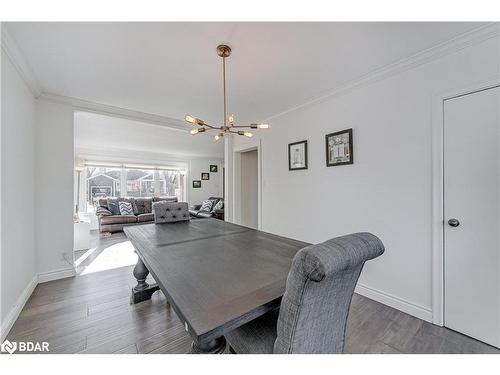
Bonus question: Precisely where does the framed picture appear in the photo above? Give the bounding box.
[210,165,218,173]
[192,180,201,188]
[201,172,209,180]
[325,128,353,167]
[288,140,308,171]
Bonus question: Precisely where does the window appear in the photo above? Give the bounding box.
[83,164,185,206]
[86,166,122,204]
[158,170,185,202]
[126,169,155,197]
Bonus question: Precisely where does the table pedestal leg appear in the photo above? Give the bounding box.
[131,257,160,304]
[191,337,227,354]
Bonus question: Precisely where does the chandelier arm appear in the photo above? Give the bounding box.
[201,123,219,129]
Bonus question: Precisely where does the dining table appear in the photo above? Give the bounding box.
[124,218,309,353]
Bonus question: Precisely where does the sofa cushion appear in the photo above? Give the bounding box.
[195,210,213,218]
[106,198,121,215]
[119,201,134,215]
[134,198,153,214]
[100,215,137,225]
[137,213,155,223]
[189,209,200,217]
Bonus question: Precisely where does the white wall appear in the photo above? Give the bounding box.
[229,36,500,321]
[189,158,224,205]
[240,150,258,229]
[0,50,37,339]
[35,100,75,279]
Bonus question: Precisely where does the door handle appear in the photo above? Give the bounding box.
[448,218,460,227]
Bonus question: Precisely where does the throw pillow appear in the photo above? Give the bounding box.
[119,201,134,216]
[106,198,120,215]
[199,199,214,212]
[211,200,224,212]
[96,207,112,216]
[134,198,153,214]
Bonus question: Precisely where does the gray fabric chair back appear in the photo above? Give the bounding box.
[274,232,384,354]
[153,202,190,223]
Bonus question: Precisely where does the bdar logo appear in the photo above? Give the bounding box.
[1,339,17,354]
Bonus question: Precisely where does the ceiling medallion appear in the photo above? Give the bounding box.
[185,44,270,141]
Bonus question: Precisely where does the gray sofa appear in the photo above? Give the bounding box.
[189,197,224,219]
[96,196,178,233]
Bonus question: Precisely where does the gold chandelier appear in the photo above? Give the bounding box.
[185,44,270,141]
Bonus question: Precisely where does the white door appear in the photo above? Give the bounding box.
[444,85,500,347]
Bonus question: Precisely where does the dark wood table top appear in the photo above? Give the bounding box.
[124,219,309,343]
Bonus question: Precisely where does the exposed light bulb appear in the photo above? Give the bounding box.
[185,115,196,123]
[228,114,235,125]
[189,128,199,135]
[244,132,253,137]
[250,123,270,129]
[214,132,224,141]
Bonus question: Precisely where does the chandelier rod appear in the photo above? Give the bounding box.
[222,55,227,127]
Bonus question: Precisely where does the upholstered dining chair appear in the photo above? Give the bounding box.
[225,232,385,354]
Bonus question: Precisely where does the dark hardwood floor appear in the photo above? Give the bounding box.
[7,231,500,354]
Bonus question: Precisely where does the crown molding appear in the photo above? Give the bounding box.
[1,24,42,97]
[39,92,189,132]
[75,145,223,164]
[263,23,500,122]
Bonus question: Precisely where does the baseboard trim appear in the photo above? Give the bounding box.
[355,283,433,323]
[0,274,38,342]
[38,267,76,283]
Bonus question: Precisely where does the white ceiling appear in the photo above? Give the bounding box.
[6,22,487,124]
[74,112,224,159]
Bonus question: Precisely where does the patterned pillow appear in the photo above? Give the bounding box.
[119,201,134,216]
[199,199,214,212]
[211,200,224,212]
[106,198,120,215]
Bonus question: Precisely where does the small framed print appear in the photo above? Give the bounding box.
[192,180,201,188]
[201,172,209,180]
[325,128,353,167]
[210,165,218,173]
[288,140,308,171]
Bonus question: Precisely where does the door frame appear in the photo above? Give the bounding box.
[431,78,500,326]
[232,140,262,230]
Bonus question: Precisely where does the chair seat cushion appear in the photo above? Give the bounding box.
[225,309,279,354]
[100,215,137,225]
[137,213,154,222]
